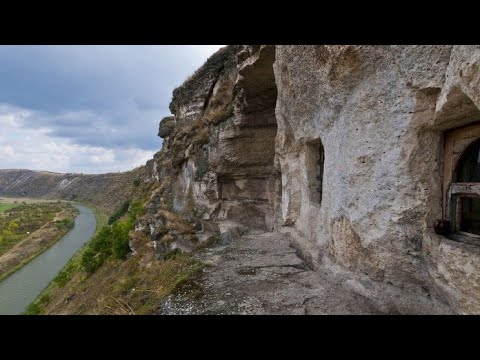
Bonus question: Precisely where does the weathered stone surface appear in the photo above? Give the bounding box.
[157,231,384,315]
[158,116,175,138]
[144,45,480,314]
[274,45,480,314]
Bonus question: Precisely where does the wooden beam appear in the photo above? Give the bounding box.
[450,183,480,196]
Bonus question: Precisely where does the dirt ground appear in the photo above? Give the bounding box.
[0,197,67,204]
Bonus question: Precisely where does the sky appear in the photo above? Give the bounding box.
[0,45,224,174]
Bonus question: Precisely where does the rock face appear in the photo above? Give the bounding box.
[145,46,279,232]
[142,45,480,314]
[274,45,480,314]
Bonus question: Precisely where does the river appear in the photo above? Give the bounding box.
[0,204,96,315]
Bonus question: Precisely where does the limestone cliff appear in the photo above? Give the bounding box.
[139,45,480,314]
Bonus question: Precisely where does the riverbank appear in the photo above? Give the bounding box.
[0,201,78,282]
[25,202,106,314]
[0,204,96,315]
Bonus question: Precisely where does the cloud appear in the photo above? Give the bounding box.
[0,111,155,173]
[0,45,224,173]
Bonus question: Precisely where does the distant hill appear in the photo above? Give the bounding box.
[0,168,146,215]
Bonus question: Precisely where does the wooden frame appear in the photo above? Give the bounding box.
[443,122,480,243]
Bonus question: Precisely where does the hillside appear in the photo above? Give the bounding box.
[0,168,147,216]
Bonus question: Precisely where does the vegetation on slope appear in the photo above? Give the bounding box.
[0,201,78,282]
[0,203,20,213]
[26,193,206,315]
[82,200,142,273]
[107,200,131,225]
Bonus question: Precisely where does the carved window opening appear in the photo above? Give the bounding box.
[306,140,325,205]
[442,123,480,244]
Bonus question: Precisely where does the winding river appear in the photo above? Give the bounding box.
[0,204,96,315]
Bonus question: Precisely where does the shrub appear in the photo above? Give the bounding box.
[54,262,75,287]
[81,201,144,274]
[111,222,131,260]
[54,218,75,230]
[133,179,141,187]
[108,200,131,225]
[25,302,42,315]
[81,226,113,274]
[127,201,144,226]
[25,293,50,315]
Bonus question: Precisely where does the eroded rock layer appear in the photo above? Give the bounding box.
[141,45,480,314]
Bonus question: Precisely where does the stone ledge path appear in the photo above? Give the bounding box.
[159,231,384,315]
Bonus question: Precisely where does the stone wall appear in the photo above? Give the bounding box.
[142,45,480,314]
[274,45,480,314]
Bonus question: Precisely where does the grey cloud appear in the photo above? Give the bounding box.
[0,45,222,152]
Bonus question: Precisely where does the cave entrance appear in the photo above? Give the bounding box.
[217,46,278,231]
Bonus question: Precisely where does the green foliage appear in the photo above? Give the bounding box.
[112,222,131,260]
[25,292,50,315]
[54,218,75,230]
[0,202,72,256]
[81,226,113,274]
[90,226,114,254]
[108,200,131,225]
[133,179,141,187]
[81,201,144,273]
[25,302,42,315]
[53,261,75,287]
[127,201,144,226]
[0,203,20,212]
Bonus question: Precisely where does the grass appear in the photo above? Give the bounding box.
[0,203,20,213]
[0,202,78,283]
[0,202,75,257]
[28,240,205,315]
[98,252,205,315]
[27,208,206,315]
[24,188,206,315]
[0,229,68,283]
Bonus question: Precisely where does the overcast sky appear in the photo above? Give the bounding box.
[0,45,223,174]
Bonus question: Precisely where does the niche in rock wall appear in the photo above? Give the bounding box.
[219,176,270,202]
[305,139,325,205]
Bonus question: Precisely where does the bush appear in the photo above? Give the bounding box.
[127,201,144,226]
[108,200,131,225]
[111,222,131,260]
[133,179,141,187]
[90,226,113,254]
[81,226,113,274]
[54,218,75,230]
[25,293,50,315]
[25,302,42,315]
[81,201,144,274]
[54,262,75,287]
